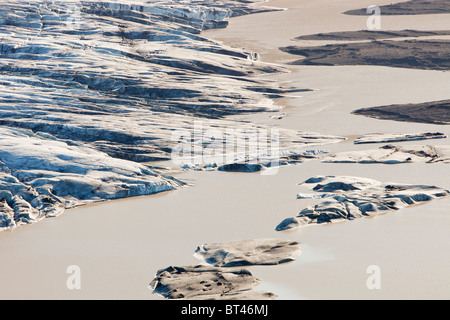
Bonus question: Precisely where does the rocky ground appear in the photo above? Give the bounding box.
[353,100,450,125]
[282,9,450,125]
[344,0,450,16]
[295,29,450,41]
[282,39,450,71]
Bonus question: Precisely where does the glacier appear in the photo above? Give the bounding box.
[0,0,345,231]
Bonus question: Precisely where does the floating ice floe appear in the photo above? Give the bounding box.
[179,149,334,172]
[151,237,301,300]
[353,132,447,144]
[276,175,450,231]
[194,238,301,267]
[323,145,450,164]
[270,112,287,120]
